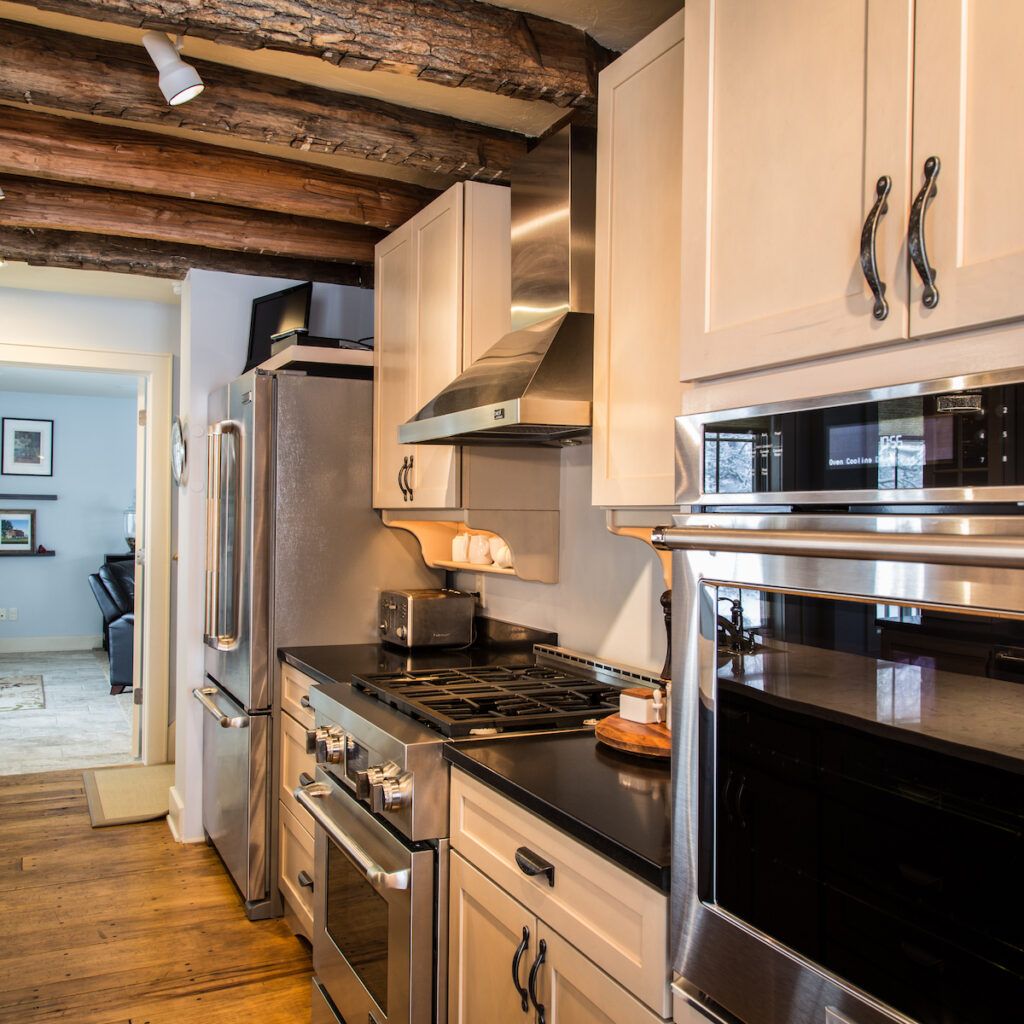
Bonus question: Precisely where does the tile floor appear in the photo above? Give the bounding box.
[0,650,137,775]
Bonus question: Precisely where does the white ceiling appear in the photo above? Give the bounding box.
[0,364,141,399]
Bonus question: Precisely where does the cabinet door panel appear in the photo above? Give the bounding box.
[539,925,664,1024]
[409,187,462,507]
[911,0,1024,336]
[449,851,533,1024]
[681,0,913,380]
[593,10,685,507]
[373,226,417,507]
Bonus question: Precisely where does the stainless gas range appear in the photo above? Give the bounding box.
[293,647,649,1024]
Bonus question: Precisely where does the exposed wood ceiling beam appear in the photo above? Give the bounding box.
[0,225,372,285]
[0,175,384,263]
[0,106,438,230]
[0,20,530,181]
[3,0,613,107]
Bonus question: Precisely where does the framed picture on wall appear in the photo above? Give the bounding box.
[1,418,53,476]
[0,510,35,553]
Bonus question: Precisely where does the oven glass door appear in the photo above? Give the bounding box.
[699,584,1024,1024]
[305,769,437,1024]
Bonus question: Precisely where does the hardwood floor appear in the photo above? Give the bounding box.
[0,770,312,1023]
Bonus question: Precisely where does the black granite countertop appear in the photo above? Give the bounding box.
[445,731,671,892]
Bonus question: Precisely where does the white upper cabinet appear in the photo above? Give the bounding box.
[910,0,1024,337]
[593,9,686,508]
[372,182,510,509]
[681,0,915,380]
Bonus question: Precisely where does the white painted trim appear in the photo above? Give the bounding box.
[0,342,174,766]
[0,634,102,653]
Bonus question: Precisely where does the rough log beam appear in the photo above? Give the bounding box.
[0,175,385,263]
[4,0,613,107]
[0,20,528,181]
[0,106,437,230]
[0,225,371,285]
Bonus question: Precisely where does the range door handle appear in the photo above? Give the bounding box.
[191,686,249,729]
[293,781,410,892]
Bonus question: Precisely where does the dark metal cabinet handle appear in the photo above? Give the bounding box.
[300,695,311,709]
[403,455,414,501]
[297,870,314,891]
[909,155,941,309]
[527,938,547,1024]
[397,457,409,501]
[515,846,555,887]
[511,925,530,1011]
[860,175,892,320]
[298,772,314,787]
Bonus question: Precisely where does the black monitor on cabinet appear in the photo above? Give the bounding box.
[243,282,312,372]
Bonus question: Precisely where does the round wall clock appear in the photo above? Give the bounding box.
[171,416,188,486]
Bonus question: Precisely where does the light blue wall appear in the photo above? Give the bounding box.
[0,390,137,643]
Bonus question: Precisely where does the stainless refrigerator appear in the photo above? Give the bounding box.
[196,367,439,919]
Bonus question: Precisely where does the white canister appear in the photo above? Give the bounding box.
[468,534,492,564]
[451,533,469,562]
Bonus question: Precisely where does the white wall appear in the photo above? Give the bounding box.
[172,270,374,841]
[0,390,137,649]
[454,445,668,675]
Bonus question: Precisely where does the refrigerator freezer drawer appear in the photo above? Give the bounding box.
[195,678,273,918]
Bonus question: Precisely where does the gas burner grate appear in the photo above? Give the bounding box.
[352,665,621,736]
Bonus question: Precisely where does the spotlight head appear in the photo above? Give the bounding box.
[142,31,205,106]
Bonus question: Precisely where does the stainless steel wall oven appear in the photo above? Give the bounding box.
[657,371,1024,1024]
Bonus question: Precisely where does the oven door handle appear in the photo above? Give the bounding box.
[651,525,1024,569]
[293,781,411,891]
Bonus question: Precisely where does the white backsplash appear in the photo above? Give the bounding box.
[453,444,669,674]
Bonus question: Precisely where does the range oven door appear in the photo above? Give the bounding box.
[662,513,1024,1024]
[295,768,442,1024]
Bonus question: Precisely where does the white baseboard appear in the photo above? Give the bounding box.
[0,635,103,654]
[166,783,204,844]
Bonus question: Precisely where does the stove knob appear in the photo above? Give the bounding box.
[355,763,394,800]
[371,775,410,814]
[396,625,407,639]
[316,728,346,765]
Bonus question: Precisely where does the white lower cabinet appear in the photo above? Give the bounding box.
[450,852,663,1024]
[449,769,670,1023]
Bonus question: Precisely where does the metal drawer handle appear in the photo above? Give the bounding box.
[528,938,547,1024]
[515,846,555,887]
[909,155,941,309]
[511,926,530,1011]
[297,870,314,891]
[398,457,409,501]
[191,686,250,728]
[402,455,414,501]
[293,781,410,891]
[859,175,892,320]
[300,695,311,709]
[299,772,314,787]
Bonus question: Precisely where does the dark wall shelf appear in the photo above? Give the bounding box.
[0,493,58,501]
[3,550,55,557]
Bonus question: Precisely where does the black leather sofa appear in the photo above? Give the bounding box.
[87,559,135,694]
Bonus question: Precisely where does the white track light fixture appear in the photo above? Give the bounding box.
[142,31,204,106]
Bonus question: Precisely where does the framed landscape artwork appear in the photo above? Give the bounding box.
[0,510,35,553]
[1,418,53,476]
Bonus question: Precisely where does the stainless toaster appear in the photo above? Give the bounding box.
[378,589,475,647]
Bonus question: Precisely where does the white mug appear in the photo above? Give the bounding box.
[451,533,469,562]
[493,543,513,568]
[468,534,492,564]
[488,535,505,561]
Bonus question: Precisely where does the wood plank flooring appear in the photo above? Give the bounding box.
[0,770,312,1023]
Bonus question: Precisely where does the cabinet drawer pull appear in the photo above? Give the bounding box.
[909,155,941,309]
[511,925,530,1011]
[299,695,311,709]
[859,175,892,320]
[515,846,555,886]
[297,870,314,891]
[397,457,409,501]
[402,455,414,501]
[527,938,547,1024]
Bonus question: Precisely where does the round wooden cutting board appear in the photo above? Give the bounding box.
[595,713,671,758]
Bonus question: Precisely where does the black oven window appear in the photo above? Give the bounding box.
[326,840,389,1013]
[703,584,1024,1024]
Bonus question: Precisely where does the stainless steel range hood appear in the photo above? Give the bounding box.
[399,125,596,447]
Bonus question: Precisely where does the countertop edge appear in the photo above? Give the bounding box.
[444,742,670,893]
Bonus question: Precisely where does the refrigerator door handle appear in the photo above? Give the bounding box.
[192,686,250,728]
[204,420,241,649]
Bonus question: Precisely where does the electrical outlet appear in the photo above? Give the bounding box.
[0,608,7,621]
[8,607,16,621]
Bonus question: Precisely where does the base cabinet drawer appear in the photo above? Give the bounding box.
[278,798,314,941]
[450,769,670,1018]
[280,709,316,809]
[281,662,315,728]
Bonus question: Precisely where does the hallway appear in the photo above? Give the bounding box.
[0,770,312,1023]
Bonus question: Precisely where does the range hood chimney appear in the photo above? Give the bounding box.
[399,124,596,446]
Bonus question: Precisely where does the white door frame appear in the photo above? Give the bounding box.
[0,342,173,765]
